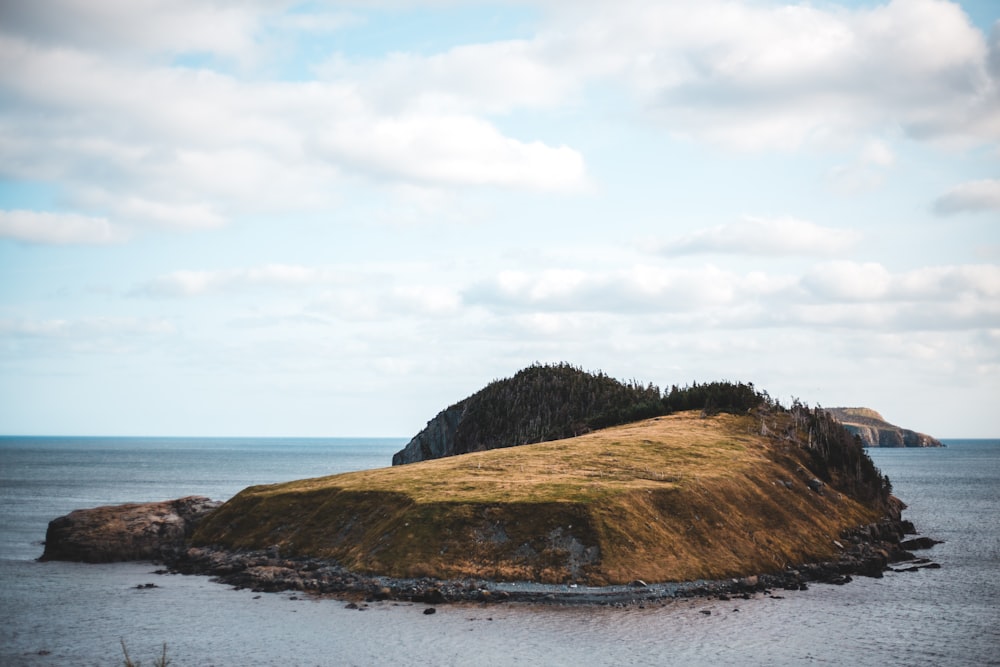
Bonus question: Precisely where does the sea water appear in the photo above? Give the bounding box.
[1,437,998,666]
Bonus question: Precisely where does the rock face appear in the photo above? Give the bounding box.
[827,408,943,447]
[392,405,464,465]
[40,496,221,563]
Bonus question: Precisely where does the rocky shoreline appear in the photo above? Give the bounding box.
[162,516,941,606]
[39,496,942,607]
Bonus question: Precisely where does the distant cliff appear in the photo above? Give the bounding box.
[827,408,943,447]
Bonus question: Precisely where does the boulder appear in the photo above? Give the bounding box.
[40,496,221,563]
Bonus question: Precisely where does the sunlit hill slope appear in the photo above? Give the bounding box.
[193,390,892,586]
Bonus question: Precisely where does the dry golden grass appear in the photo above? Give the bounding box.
[193,411,881,585]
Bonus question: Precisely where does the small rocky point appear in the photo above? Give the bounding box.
[40,496,221,563]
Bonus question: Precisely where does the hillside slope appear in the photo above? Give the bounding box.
[827,407,942,447]
[392,363,662,465]
[392,364,764,465]
[193,409,893,586]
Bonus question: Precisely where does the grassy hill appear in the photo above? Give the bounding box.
[193,409,887,586]
[392,363,765,464]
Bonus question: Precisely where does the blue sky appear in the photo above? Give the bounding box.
[1,0,998,438]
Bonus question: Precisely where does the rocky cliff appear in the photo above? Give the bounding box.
[392,405,464,465]
[827,408,943,447]
[40,496,221,563]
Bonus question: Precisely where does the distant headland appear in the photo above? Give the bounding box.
[40,364,942,605]
[827,407,943,447]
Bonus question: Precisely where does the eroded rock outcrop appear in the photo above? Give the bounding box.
[392,405,464,465]
[827,408,943,447]
[40,496,221,563]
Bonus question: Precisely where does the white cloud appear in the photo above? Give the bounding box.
[861,139,895,167]
[802,261,893,301]
[538,0,998,150]
[656,217,861,257]
[463,259,1000,334]
[0,0,263,60]
[803,261,1000,301]
[0,316,176,354]
[933,179,1000,215]
[468,264,792,314]
[317,36,584,116]
[134,264,352,298]
[1,0,995,245]
[276,11,361,35]
[826,138,896,193]
[134,264,465,320]
[0,209,125,245]
[317,113,586,191]
[0,32,588,237]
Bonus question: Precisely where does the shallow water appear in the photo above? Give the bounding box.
[1,438,998,666]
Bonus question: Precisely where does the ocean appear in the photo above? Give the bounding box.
[1,436,998,666]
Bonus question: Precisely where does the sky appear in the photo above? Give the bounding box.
[0,0,998,439]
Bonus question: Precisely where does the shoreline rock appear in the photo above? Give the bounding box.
[39,496,222,563]
[39,493,942,605]
[159,512,940,606]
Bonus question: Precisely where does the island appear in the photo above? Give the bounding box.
[40,365,941,605]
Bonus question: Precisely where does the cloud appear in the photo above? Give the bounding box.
[316,113,586,191]
[0,30,588,237]
[133,263,465,320]
[320,1,999,154]
[0,0,262,60]
[0,209,125,244]
[316,37,582,116]
[467,264,794,315]
[133,264,353,298]
[827,139,897,193]
[0,316,175,337]
[656,217,861,257]
[933,179,1000,215]
[1,0,995,244]
[799,261,1000,330]
[801,261,893,301]
[533,0,998,150]
[464,260,1000,334]
[0,315,176,358]
[309,284,463,321]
